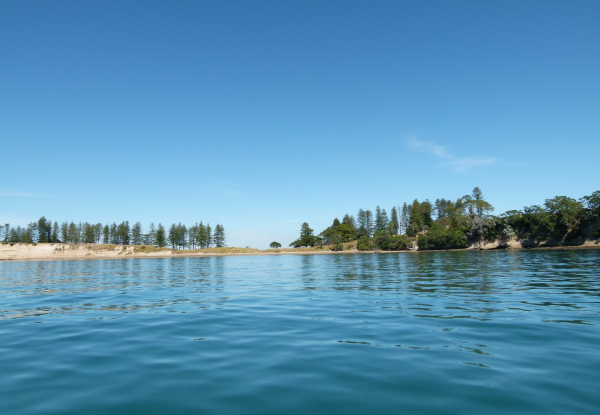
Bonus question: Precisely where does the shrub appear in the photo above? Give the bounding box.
[357,236,376,251]
[378,235,411,250]
[418,226,468,250]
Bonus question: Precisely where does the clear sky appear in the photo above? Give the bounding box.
[1,0,599,249]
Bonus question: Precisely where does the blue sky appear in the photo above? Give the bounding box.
[1,0,599,248]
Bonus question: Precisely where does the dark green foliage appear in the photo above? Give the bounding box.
[131,222,143,245]
[37,217,51,243]
[290,222,317,247]
[329,232,345,251]
[356,231,412,251]
[356,236,376,251]
[406,199,433,236]
[213,224,226,247]
[400,203,409,234]
[357,209,367,237]
[503,197,586,242]
[320,216,357,243]
[375,206,390,232]
[581,191,600,217]
[206,224,212,248]
[543,196,583,238]
[365,210,374,236]
[377,233,411,250]
[342,214,356,229]
[2,215,226,249]
[390,207,399,235]
[269,241,281,249]
[417,225,469,250]
[156,224,166,247]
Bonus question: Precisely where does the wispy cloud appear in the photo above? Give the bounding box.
[407,138,497,172]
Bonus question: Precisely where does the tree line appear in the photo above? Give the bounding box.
[290,188,600,251]
[1,219,226,250]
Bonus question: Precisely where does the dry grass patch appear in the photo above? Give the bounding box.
[133,245,172,253]
[172,247,262,254]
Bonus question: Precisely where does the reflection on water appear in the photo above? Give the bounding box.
[1,250,600,415]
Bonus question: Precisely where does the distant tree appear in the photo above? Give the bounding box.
[581,191,600,218]
[168,224,177,249]
[342,214,356,230]
[543,196,583,238]
[116,221,130,245]
[83,222,95,243]
[463,187,494,218]
[156,223,166,247]
[213,224,226,247]
[375,206,384,232]
[9,226,21,243]
[52,222,60,242]
[365,210,374,236]
[270,241,281,249]
[206,224,212,248]
[102,224,109,244]
[3,224,9,242]
[37,217,51,243]
[131,222,143,245]
[330,232,345,251]
[375,207,390,232]
[290,222,316,247]
[188,223,198,249]
[357,209,368,237]
[400,203,409,234]
[109,223,117,244]
[198,222,207,248]
[407,199,433,236]
[178,223,188,249]
[68,222,78,243]
[147,223,156,246]
[23,222,37,243]
[390,207,399,235]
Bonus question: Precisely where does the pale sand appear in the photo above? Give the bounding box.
[1,241,599,262]
[0,243,361,262]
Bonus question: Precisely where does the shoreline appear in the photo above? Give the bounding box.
[1,242,599,263]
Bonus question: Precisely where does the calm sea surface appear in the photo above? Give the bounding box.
[1,250,599,414]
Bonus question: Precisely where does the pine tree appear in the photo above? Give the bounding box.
[365,210,374,236]
[198,222,207,248]
[131,222,143,245]
[375,206,384,232]
[290,222,316,247]
[156,223,166,247]
[400,203,409,234]
[206,224,212,248]
[168,224,177,249]
[390,207,399,235]
[213,224,226,247]
[357,209,367,237]
[102,224,109,244]
[52,222,60,242]
[342,214,355,229]
[148,223,156,246]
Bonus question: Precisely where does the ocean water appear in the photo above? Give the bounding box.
[1,250,599,414]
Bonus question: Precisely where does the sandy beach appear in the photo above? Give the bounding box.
[1,240,599,262]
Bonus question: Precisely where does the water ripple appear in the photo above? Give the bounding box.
[0,251,599,414]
